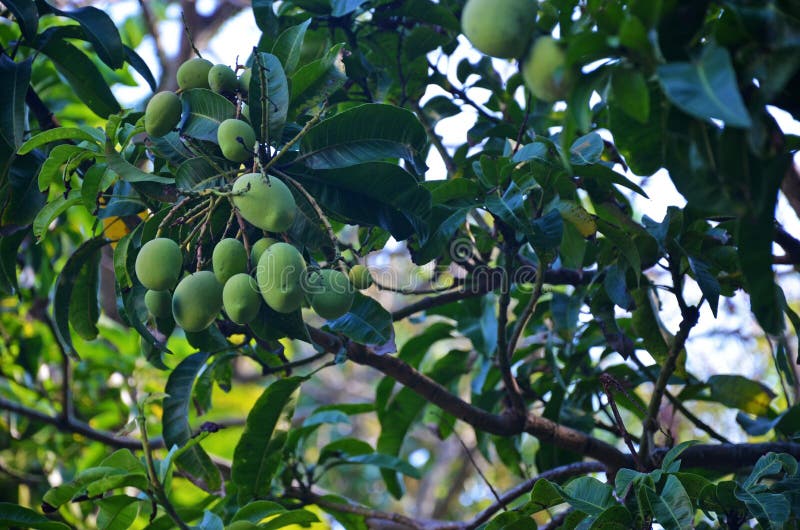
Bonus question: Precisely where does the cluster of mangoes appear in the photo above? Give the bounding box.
[136,230,374,333]
[461,0,573,102]
[143,57,256,163]
[135,57,375,335]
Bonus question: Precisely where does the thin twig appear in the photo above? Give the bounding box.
[261,113,322,174]
[138,415,190,530]
[180,11,202,59]
[507,258,545,358]
[600,374,645,471]
[411,100,455,177]
[495,227,526,416]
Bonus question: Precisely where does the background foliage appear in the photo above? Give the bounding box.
[2,0,800,528]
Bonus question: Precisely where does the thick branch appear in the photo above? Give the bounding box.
[308,327,629,470]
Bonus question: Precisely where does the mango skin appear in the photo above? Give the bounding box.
[171,271,223,332]
[232,173,296,233]
[222,273,261,324]
[461,0,537,58]
[135,238,183,291]
[217,119,256,162]
[250,237,278,269]
[144,290,172,319]
[256,242,306,313]
[307,269,354,320]
[522,36,573,102]
[348,264,373,290]
[238,68,251,94]
[208,64,238,94]
[212,238,248,284]
[177,58,213,90]
[145,92,182,137]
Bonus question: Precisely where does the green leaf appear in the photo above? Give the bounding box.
[32,191,82,240]
[338,453,422,479]
[18,127,101,155]
[163,352,223,494]
[123,46,157,92]
[259,510,319,530]
[649,475,694,530]
[105,150,174,184]
[738,209,784,334]
[570,132,604,165]
[248,52,289,143]
[96,495,140,530]
[558,476,615,516]
[530,479,564,509]
[174,157,227,191]
[232,376,304,502]
[657,44,752,128]
[589,505,633,529]
[660,440,699,472]
[686,255,720,316]
[734,487,790,529]
[298,103,428,174]
[707,374,775,416]
[0,56,31,152]
[0,502,70,530]
[286,162,430,241]
[271,19,311,76]
[180,88,237,143]
[325,293,395,351]
[31,30,121,118]
[331,0,366,17]
[742,452,798,490]
[232,501,286,523]
[52,237,108,359]
[67,237,102,340]
[611,68,650,123]
[38,2,125,68]
[4,0,39,41]
[289,43,347,118]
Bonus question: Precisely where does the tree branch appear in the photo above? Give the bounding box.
[640,305,700,463]
[307,327,630,470]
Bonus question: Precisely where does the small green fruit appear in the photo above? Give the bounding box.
[256,242,306,313]
[232,173,296,232]
[217,119,256,162]
[250,237,278,269]
[212,238,248,284]
[208,64,238,94]
[177,58,213,90]
[144,91,182,137]
[522,36,573,102]
[144,290,172,319]
[461,0,536,58]
[307,269,354,320]
[171,271,223,332]
[223,273,261,324]
[348,264,373,290]
[238,68,251,94]
[135,238,182,291]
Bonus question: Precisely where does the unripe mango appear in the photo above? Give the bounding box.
[256,242,306,313]
[232,173,296,232]
[348,264,373,290]
[461,0,536,58]
[135,238,182,291]
[250,237,278,269]
[144,290,172,319]
[238,68,251,94]
[212,238,248,284]
[208,64,238,94]
[223,273,261,324]
[522,36,573,102]
[217,119,256,162]
[177,58,213,90]
[145,91,182,137]
[171,271,223,332]
[306,269,354,320]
